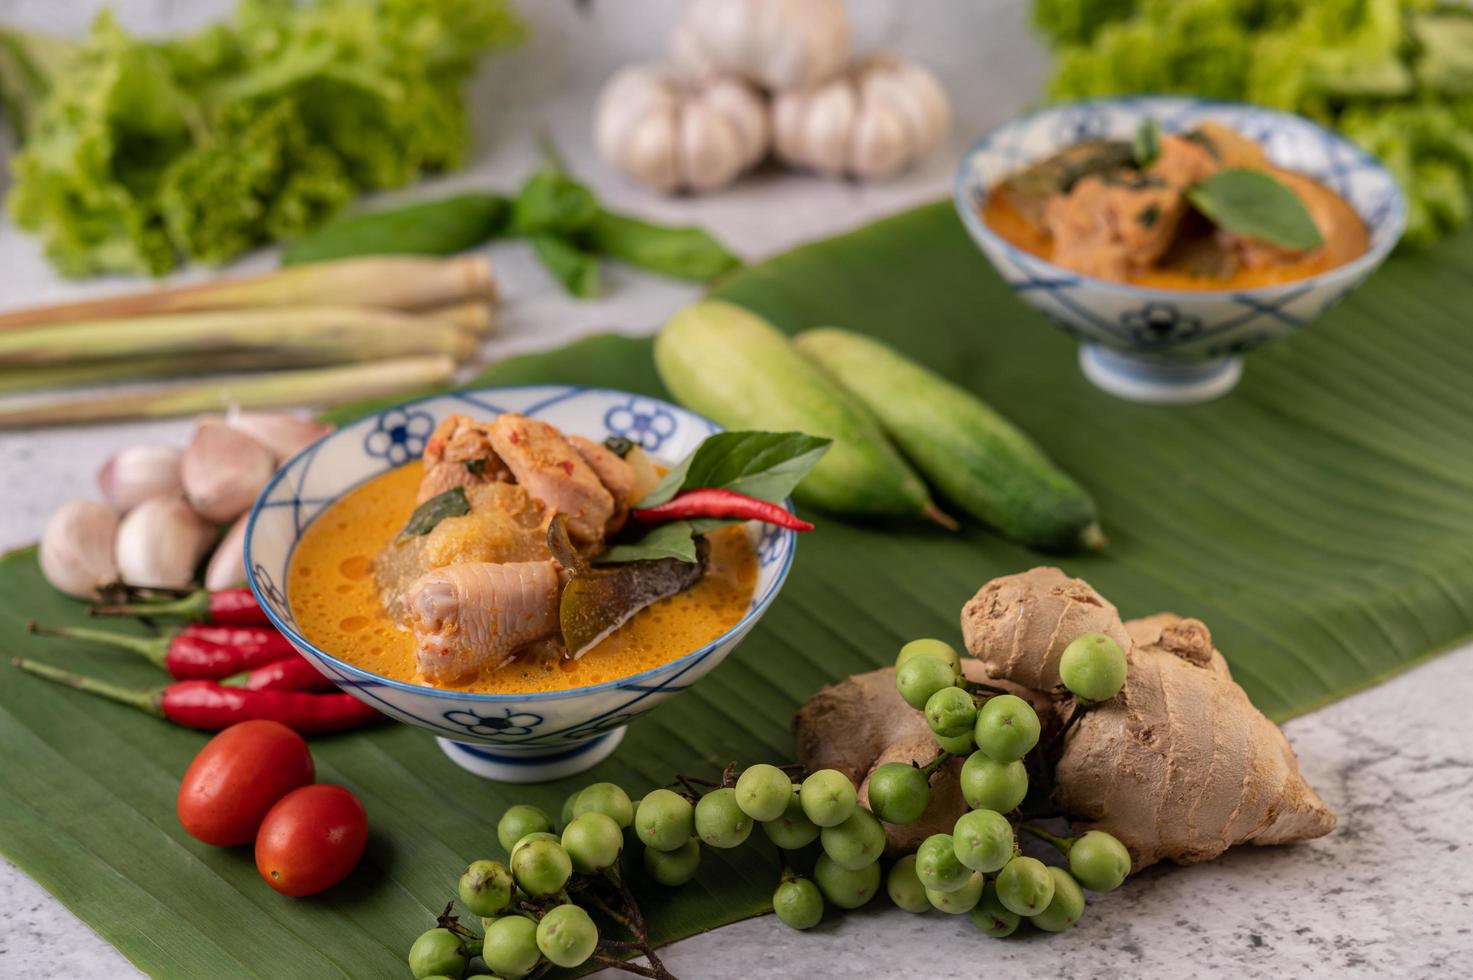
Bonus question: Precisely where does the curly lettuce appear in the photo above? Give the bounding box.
[1035,0,1473,247]
[2,0,523,277]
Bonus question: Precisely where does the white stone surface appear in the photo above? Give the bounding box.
[0,2,1470,978]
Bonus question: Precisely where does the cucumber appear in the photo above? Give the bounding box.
[655,301,950,524]
[794,328,1102,552]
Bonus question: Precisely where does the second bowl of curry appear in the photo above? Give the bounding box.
[954,96,1405,404]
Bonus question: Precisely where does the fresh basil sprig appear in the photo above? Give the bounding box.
[1186,168,1325,251]
[599,431,831,564]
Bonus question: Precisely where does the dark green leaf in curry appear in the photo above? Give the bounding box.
[992,139,1136,224]
[640,431,832,509]
[395,487,470,542]
[602,431,830,564]
[548,515,708,659]
[1186,168,1325,251]
[1133,118,1162,169]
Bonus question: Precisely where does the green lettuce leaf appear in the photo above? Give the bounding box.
[3,0,524,277]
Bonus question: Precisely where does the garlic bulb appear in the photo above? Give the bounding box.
[40,500,119,600]
[181,421,277,523]
[115,497,217,590]
[97,443,184,513]
[224,409,333,463]
[205,513,249,591]
[595,65,769,194]
[671,0,849,91]
[773,54,951,180]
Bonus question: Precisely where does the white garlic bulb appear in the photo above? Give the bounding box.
[40,500,119,600]
[671,0,849,91]
[773,54,951,180]
[97,443,184,513]
[115,497,217,590]
[181,420,276,523]
[204,513,249,591]
[595,65,769,194]
[224,409,333,463]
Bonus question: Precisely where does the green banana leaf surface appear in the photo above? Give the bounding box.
[5,202,1473,977]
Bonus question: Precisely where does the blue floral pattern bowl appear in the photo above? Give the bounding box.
[244,386,797,782]
[953,97,1406,403]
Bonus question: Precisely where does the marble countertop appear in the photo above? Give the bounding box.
[1,2,1470,977]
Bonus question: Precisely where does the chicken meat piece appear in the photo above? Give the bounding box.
[488,414,615,545]
[1045,174,1186,278]
[1194,121,1270,170]
[417,414,510,504]
[568,435,638,533]
[375,482,551,623]
[1149,132,1222,188]
[406,560,562,681]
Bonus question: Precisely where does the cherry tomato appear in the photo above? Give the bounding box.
[177,720,314,846]
[255,784,368,897]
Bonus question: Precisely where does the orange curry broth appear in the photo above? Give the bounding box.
[287,461,758,694]
[983,190,1362,291]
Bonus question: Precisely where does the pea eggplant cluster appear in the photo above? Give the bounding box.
[411,634,1133,980]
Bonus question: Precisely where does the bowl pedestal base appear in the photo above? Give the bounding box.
[437,728,626,783]
[1079,344,1242,404]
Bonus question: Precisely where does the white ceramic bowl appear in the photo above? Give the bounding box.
[244,386,797,782]
[954,96,1406,404]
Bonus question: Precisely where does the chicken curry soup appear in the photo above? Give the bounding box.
[984,120,1368,290]
[289,462,758,694]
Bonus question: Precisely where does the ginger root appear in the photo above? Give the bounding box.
[961,566,1132,692]
[794,567,1336,876]
[794,663,1055,854]
[1050,613,1336,869]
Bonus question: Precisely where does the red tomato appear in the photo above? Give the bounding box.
[255,784,368,897]
[177,720,314,846]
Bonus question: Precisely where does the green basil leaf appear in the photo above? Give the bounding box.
[282,194,510,265]
[511,170,600,236]
[639,431,832,508]
[396,487,470,541]
[1132,119,1161,169]
[531,234,601,297]
[598,521,700,564]
[1186,168,1324,251]
[584,210,743,282]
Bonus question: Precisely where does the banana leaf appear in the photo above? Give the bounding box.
[5,202,1473,977]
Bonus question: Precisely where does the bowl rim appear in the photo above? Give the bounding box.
[243,384,798,704]
[952,94,1408,302]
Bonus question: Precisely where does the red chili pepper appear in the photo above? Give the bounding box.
[11,658,380,735]
[222,656,338,693]
[27,621,296,680]
[91,586,269,626]
[631,487,815,531]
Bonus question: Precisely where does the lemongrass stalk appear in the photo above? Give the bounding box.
[0,306,475,367]
[424,300,496,336]
[0,356,459,428]
[0,256,498,331]
[0,349,417,396]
